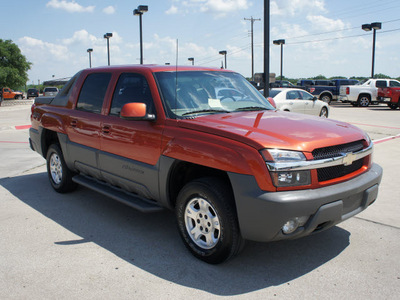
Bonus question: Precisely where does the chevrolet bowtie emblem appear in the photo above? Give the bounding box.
[342,152,356,166]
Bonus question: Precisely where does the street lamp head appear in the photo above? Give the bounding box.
[219,50,227,55]
[138,5,148,13]
[371,22,382,30]
[104,33,113,39]
[273,39,285,45]
[362,24,372,31]
[87,48,93,53]
[188,57,194,61]
[134,5,148,15]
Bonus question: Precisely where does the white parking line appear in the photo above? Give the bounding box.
[373,134,400,144]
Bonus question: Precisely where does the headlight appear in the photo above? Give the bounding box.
[266,149,306,162]
[364,132,372,146]
[261,149,311,187]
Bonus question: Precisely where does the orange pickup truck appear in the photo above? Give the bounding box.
[29,65,382,263]
[0,87,24,100]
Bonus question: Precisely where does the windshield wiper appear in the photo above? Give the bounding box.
[235,106,268,111]
[182,109,230,116]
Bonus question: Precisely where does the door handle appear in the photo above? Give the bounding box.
[70,119,77,127]
[102,125,111,134]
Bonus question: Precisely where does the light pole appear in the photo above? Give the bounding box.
[87,48,93,68]
[134,5,148,65]
[103,33,113,66]
[264,0,270,97]
[273,39,285,81]
[362,22,381,78]
[219,50,227,69]
[188,57,194,65]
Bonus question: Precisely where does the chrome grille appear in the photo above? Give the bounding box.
[313,140,366,182]
[312,140,364,160]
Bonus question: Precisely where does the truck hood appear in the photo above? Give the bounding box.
[177,110,367,152]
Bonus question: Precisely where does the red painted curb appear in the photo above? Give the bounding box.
[15,125,31,130]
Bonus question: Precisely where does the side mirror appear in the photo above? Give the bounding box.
[313,96,318,101]
[266,97,276,108]
[120,102,156,121]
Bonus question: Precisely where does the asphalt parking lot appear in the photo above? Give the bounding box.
[0,101,399,299]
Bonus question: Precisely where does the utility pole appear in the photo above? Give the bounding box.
[244,16,261,81]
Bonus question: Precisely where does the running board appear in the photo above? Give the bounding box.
[72,175,163,213]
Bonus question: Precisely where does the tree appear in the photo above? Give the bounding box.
[374,73,390,79]
[312,74,327,80]
[0,39,31,89]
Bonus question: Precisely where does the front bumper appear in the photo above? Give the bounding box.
[229,163,383,242]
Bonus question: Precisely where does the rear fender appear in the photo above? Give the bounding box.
[40,113,66,134]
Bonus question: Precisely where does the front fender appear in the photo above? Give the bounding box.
[161,133,274,191]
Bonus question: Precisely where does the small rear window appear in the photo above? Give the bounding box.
[44,87,58,92]
[269,90,282,98]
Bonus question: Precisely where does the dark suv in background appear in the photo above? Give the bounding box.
[27,88,39,99]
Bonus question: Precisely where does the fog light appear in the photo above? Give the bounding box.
[282,216,309,234]
[271,170,311,187]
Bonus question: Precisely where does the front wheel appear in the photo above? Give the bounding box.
[176,178,244,264]
[319,107,328,118]
[46,144,77,193]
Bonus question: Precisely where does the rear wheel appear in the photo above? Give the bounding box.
[321,94,332,104]
[46,144,77,193]
[176,177,244,264]
[358,95,370,107]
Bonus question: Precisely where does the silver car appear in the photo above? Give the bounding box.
[43,87,59,97]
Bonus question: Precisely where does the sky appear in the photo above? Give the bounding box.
[2,0,400,84]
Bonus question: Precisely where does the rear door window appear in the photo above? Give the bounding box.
[76,73,111,113]
[375,80,387,88]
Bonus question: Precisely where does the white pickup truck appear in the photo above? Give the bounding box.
[339,78,400,107]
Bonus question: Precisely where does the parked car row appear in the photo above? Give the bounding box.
[339,78,400,107]
[267,77,400,109]
[26,87,60,99]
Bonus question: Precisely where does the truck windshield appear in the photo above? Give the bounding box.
[154,71,274,118]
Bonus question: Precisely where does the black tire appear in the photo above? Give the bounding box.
[319,107,328,118]
[320,94,332,104]
[176,177,244,264]
[358,95,370,107]
[15,95,23,100]
[388,103,398,110]
[46,144,77,193]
